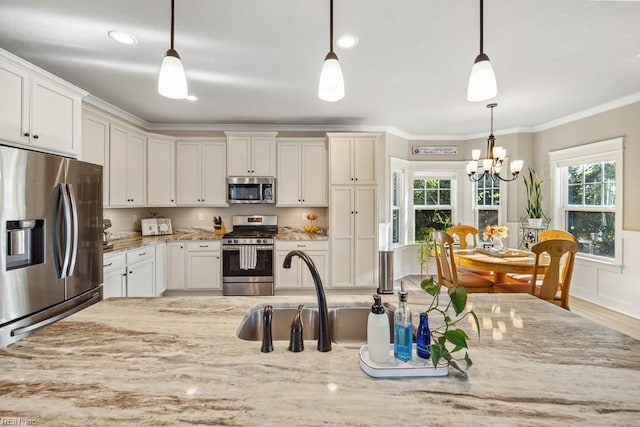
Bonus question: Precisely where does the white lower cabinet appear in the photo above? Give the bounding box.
[167,241,221,290]
[275,240,329,289]
[125,246,156,297]
[102,253,126,299]
[166,242,186,290]
[155,242,166,296]
[186,242,221,289]
[102,245,158,298]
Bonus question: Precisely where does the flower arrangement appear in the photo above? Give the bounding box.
[482,225,508,240]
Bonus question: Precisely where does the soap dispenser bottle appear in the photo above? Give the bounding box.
[394,286,413,362]
[367,295,390,363]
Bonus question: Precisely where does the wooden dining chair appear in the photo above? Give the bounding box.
[539,229,576,241]
[447,224,478,248]
[507,229,576,283]
[494,239,579,309]
[447,224,493,277]
[433,230,495,293]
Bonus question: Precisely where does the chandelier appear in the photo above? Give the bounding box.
[467,103,523,182]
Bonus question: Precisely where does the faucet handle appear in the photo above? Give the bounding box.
[261,305,274,353]
[288,305,305,352]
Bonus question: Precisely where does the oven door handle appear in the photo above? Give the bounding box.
[223,245,273,251]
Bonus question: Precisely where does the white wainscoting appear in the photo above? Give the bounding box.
[570,229,640,320]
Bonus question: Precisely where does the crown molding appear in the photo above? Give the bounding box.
[83,91,640,142]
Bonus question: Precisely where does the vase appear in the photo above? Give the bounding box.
[416,312,430,359]
[492,237,504,249]
[528,218,543,227]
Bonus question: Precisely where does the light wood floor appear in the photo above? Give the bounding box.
[397,275,640,341]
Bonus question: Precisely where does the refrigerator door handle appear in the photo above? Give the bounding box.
[66,184,79,276]
[56,183,73,278]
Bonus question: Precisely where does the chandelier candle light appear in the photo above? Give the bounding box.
[467,103,523,182]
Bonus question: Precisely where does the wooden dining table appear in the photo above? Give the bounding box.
[453,248,549,283]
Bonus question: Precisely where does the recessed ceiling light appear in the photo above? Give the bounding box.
[336,35,359,49]
[108,30,138,45]
[186,95,198,101]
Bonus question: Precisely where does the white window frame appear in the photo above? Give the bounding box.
[473,175,505,240]
[549,137,623,267]
[410,169,458,242]
[390,168,405,246]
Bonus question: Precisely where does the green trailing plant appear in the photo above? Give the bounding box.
[417,226,434,278]
[420,277,480,379]
[523,167,543,219]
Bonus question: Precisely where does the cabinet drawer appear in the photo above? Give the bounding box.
[276,240,328,252]
[126,246,156,264]
[186,241,220,251]
[103,253,126,271]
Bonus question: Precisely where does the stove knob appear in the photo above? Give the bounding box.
[233,239,238,244]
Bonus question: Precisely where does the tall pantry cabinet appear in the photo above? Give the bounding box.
[328,133,379,288]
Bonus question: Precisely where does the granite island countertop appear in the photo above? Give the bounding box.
[0,293,639,426]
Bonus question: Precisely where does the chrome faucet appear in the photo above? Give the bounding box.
[282,250,331,352]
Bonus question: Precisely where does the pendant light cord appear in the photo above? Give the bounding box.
[479,0,484,54]
[329,0,334,53]
[170,0,175,50]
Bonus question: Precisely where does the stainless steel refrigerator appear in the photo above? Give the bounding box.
[0,145,103,347]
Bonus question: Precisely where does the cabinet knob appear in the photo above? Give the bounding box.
[351,177,354,181]
[355,177,358,181]
[23,132,30,137]
[355,211,359,214]
[33,134,39,140]
[129,271,133,274]
[351,211,354,214]
[171,199,174,202]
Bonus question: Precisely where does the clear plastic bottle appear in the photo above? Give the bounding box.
[394,290,413,362]
[367,295,390,363]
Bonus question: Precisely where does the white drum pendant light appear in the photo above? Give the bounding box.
[318,0,345,102]
[467,0,497,102]
[158,0,188,99]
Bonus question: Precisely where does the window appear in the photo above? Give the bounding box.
[474,175,501,240]
[550,137,623,265]
[413,178,452,239]
[391,170,403,244]
[565,161,616,258]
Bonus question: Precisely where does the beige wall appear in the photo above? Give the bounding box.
[533,102,640,231]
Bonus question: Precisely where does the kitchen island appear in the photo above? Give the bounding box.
[0,293,638,426]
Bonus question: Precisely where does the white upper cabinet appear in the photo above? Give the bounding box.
[81,107,110,206]
[276,138,327,206]
[328,134,378,185]
[226,132,277,176]
[176,138,227,206]
[147,134,176,206]
[109,123,146,206]
[0,50,85,157]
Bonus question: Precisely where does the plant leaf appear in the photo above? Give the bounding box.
[430,344,442,367]
[444,329,469,348]
[464,352,473,369]
[469,310,481,340]
[450,344,463,353]
[448,286,467,316]
[420,277,439,296]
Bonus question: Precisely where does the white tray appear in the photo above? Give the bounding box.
[359,344,449,378]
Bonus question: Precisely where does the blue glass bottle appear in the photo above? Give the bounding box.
[394,291,413,362]
[416,312,431,359]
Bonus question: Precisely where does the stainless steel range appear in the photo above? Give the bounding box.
[222,215,277,296]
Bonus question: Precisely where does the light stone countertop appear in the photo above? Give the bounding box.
[104,227,327,255]
[0,292,638,426]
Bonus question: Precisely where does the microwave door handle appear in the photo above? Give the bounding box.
[66,184,79,276]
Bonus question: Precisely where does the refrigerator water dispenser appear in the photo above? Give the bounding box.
[6,220,44,270]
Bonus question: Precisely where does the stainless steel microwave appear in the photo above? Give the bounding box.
[227,177,275,204]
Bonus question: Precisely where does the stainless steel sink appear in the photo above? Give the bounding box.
[236,302,394,348]
[328,303,394,348]
[236,305,320,341]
